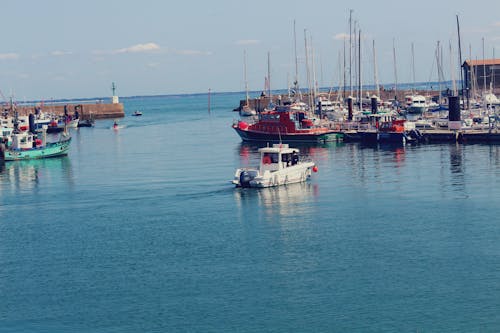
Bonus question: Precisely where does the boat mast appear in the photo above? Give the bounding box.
[358,29,362,111]
[244,50,249,106]
[373,39,379,98]
[456,15,465,109]
[436,41,443,104]
[304,29,313,110]
[482,37,486,94]
[293,20,300,99]
[349,9,353,97]
[343,36,347,100]
[393,38,398,103]
[311,35,318,107]
[267,51,272,103]
[411,42,416,95]
[450,41,457,96]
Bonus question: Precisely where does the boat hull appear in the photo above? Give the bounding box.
[359,131,408,144]
[233,126,341,143]
[233,163,314,188]
[3,137,71,161]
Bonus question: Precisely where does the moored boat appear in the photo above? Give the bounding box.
[232,104,340,143]
[405,95,429,114]
[1,126,71,161]
[232,143,318,188]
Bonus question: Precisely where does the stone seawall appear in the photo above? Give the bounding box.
[13,102,125,120]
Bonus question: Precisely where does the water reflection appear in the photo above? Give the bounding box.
[0,157,73,193]
[448,143,466,194]
[234,182,318,220]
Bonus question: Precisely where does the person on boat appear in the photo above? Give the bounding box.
[113,121,118,128]
[291,152,298,165]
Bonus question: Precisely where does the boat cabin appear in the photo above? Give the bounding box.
[259,144,300,172]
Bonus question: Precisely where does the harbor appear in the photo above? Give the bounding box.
[3,93,500,332]
[3,1,500,331]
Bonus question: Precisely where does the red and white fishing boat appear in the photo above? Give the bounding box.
[232,104,339,144]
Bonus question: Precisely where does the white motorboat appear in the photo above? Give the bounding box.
[405,95,429,114]
[232,143,317,188]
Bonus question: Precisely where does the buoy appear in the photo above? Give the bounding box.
[312,165,318,173]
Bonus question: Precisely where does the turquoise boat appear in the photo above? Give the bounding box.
[1,130,71,161]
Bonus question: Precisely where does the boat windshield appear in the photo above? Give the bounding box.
[262,152,279,164]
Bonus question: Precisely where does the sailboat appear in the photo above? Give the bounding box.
[239,50,257,117]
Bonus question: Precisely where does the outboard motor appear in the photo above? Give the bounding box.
[239,171,252,188]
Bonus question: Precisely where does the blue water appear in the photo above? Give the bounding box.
[1,93,500,332]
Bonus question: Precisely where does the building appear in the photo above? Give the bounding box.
[462,59,500,95]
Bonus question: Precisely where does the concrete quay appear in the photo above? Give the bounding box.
[10,102,125,120]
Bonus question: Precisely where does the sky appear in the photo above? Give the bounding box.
[1,0,500,100]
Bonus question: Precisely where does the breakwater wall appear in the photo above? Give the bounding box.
[12,102,125,120]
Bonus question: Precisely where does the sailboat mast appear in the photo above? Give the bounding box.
[349,9,353,97]
[293,20,299,96]
[343,37,347,100]
[450,41,457,95]
[373,39,379,97]
[311,35,317,103]
[267,51,272,101]
[482,37,486,94]
[304,29,312,109]
[244,50,249,105]
[358,29,362,111]
[411,42,416,95]
[456,15,465,108]
[436,41,442,104]
[393,38,398,102]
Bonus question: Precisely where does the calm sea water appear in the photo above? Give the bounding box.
[1,93,500,332]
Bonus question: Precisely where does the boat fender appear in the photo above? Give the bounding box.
[312,165,318,173]
[262,156,271,164]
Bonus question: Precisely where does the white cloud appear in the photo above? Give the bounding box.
[51,50,73,56]
[0,53,20,60]
[92,42,161,55]
[333,33,349,41]
[114,42,160,54]
[235,39,260,45]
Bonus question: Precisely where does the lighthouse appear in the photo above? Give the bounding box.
[111,82,119,104]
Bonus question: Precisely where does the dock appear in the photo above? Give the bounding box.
[426,128,500,143]
[9,101,125,120]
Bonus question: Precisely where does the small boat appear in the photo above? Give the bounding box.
[77,118,95,127]
[1,125,71,161]
[132,111,143,116]
[239,105,256,117]
[231,143,318,188]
